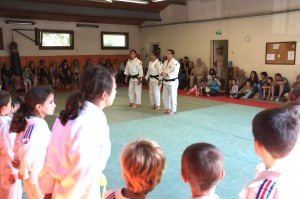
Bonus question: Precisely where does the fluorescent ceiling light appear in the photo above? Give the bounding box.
[76,23,99,28]
[152,0,165,2]
[5,20,35,25]
[114,0,148,4]
[86,0,113,2]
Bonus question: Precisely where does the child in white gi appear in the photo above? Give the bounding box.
[124,49,143,109]
[181,142,224,199]
[0,91,22,199]
[10,86,56,199]
[239,104,300,199]
[39,66,116,199]
[145,51,163,110]
[104,139,166,199]
[160,49,180,115]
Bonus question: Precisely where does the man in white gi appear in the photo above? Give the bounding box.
[145,51,163,110]
[124,50,144,109]
[160,49,180,115]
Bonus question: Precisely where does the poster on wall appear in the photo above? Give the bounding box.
[265,41,296,65]
[0,28,3,50]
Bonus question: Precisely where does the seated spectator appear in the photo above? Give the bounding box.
[181,143,224,199]
[113,59,120,85]
[188,58,207,92]
[0,67,2,90]
[103,59,114,73]
[104,139,166,199]
[287,75,300,102]
[59,59,72,89]
[38,59,49,85]
[71,59,80,88]
[202,73,221,96]
[229,79,238,98]
[256,71,268,99]
[207,68,217,80]
[84,58,93,70]
[235,69,247,90]
[28,60,39,87]
[178,58,187,89]
[262,77,274,100]
[119,60,126,85]
[1,62,16,92]
[235,81,253,99]
[271,73,290,102]
[242,71,258,99]
[49,61,60,89]
[22,66,32,92]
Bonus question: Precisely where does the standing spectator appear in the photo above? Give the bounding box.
[271,73,290,102]
[10,86,56,199]
[49,61,60,89]
[287,75,300,101]
[214,47,225,79]
[39,66,116,199]
[145,51,163,110]
[160,49,180,115]
[1,62,16,92]
[124,50,143,109]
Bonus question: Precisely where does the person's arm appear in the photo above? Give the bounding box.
[288,87,294,101]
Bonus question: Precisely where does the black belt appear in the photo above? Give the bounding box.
[150,75,159,80]
[162,77,178,82]
[129,75,139,79]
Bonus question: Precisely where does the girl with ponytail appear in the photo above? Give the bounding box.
[10,86,56,199]
[39,66,117,199]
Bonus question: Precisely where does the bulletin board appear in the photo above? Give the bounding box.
[265,41,296,65]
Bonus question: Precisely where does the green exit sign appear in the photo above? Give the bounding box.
[216,31,222,35]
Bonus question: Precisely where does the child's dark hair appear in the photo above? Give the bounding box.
[209,68,216,76]
[252,105,300,158]
[11,93,24,108]
[59,66,114,126]
[0,90,11,109]
[10,86,53,133]
[267,76,274,82]
[181,143,224,192]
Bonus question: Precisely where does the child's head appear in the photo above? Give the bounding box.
[24,66,29,71]
[245,81,251,87]
[267,76,273,83]
[10,93,24,115]
[0,91,12,116]
[181,143,224,195]
[231,79,237,86]
[296,75,300,83]
[252,106,300,160]
[121,139,166,195]
[10,86,55,133]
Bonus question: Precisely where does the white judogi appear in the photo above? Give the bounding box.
[145,59,163,107]
[161,58,180,112]
[13,116,51,199]
[39,101,111,199]
[124,58,143,105]
[0,116,22,199]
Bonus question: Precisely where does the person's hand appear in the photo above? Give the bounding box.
[8,174,16,184]
[137,79,141,85]
[11,159,20,169]
[158,80,162,86]
[125,77,128,84]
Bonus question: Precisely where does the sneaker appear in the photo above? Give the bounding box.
[269,97,274,101]
[275,98,280,102]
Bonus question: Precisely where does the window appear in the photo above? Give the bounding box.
[101,32,129,50]
[39,29,74,50]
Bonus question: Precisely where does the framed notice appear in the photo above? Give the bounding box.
[265,41,296,65]
[0,28,3,50]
